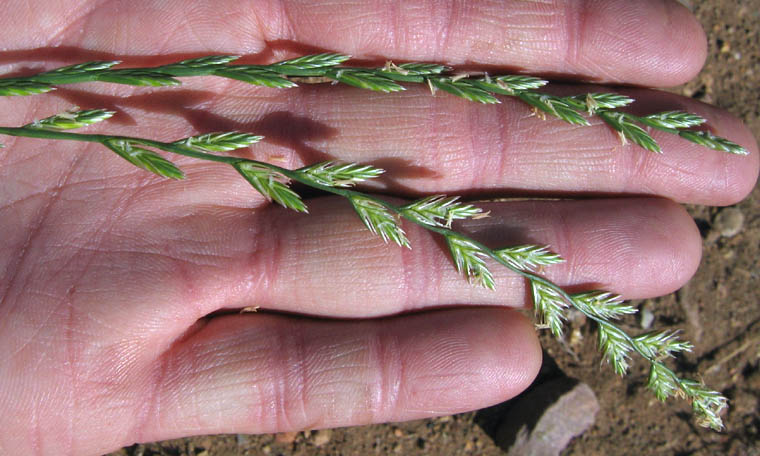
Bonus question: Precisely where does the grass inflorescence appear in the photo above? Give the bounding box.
[0,54,738,430]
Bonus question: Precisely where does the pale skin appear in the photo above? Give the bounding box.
[0,0,758,454]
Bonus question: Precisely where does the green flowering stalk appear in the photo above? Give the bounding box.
[0,50,738,429]
[0,53,748,155]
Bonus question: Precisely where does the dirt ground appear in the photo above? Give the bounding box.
[111,2,760,455]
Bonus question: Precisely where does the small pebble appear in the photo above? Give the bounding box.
[714,207,745,238]
[569,327,584,347]
[566,309,587,326]
[499,381,599,456]
[640,303,655,330]
[275,431,298,444]
[313,429,332,447]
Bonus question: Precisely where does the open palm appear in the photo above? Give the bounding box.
[0,1,757,454]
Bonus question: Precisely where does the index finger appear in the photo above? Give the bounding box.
[272,0,707,86]
[19,0,707,87]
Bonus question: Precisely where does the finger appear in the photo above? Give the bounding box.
[194,85,756,206]
[64,195,701,327]
[225,196,702,317]
[33,82,755,209]
[131,308,541,445]
[5,0,705,86]
[6,82,758,207]
[266,0,708,86]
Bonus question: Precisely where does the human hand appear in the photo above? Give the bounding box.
[1,1,757,455]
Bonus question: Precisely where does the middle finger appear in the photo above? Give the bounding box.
[92,82,758,206]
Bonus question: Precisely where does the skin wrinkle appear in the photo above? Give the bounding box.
[154,334,212,434]
[371,325,401,421]
[3,300,55,366]
[259,322,293,432]
[141,312,261,440]
[543,201,577,286]
[31,390,42,456]
[571,1,621,81]
[156,324,227,435]
[289,323,313,429]
[155,14,189,57]
[232,206,273,311]
[297,323,335,430]
[475,104,508,189]
[0,129,20,162]
[0,104,69,281]
[0,146,54,171]
[72,248,228,281]
[175,6,207,50]
[63,291,78,455]
[624,145,661,195]
[0,191,53,226]
[401,341,476,415]
[35,172,176,348]
[308,338,373,424]
[134,343,171,444]
[28,0,95,46]
[428,231,447,311]
[82,338,143,390]
[494,8,557,57]
[387,0,400,53]
[422,335,471,372]
[398,224,416,314]
[10,172,136,203]
[437,0,458,62]
[493,97,511,186]
[418,227,446,314]
[564,0,584,71]
[0,151,81,332]
[466,97,484,189]
[238,350,281,434]
[424,104,463,178]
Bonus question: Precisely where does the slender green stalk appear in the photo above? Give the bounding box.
[0,110,729,430]
[0,54,748,155]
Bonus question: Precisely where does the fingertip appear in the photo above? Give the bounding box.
[623,198,702,296]
[446,309,543,401]
[736,134,760,202]
[661,0,708,84]
[666,102,760,205]
[580,0,707,86]
[709,110,760,205]
[536,198,703,299]
[657,199,703,292]
[394,308,542,417]
[494,310,543,397]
